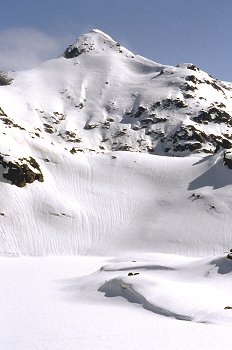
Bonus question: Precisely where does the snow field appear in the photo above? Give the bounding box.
[0,255,232,350]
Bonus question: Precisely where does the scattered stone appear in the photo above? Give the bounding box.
[128,272,139,276]
[0,111,25,130]
[84,123,98,130]
[59,130,81,143]
[43,123,55,134]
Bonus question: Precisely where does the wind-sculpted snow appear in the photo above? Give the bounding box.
[0,151,232,256]
[63,253,232,325]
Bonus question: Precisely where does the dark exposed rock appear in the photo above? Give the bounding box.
[116,144,132,151]
[173,142,202,152]
[154,117,168,123]
[70,147,84,154]
[0,155,44,187]
[84,123,98,130]
[43,123,55,134]
[0,107,6,116]
[215,102,226,108]
[185,75,199,84]
[164,122,232,155]
[106,117,114,122]
[164,125,213,154]
[140,116,167,125]
[131,124,140,131]
[152,98,187,110]
[101,121,110,129]
[134,106,147,118]
[140,118,154,125]
[186,64,200,71]
[152,101,161,108]
[183,93,194,99]
[114,130,127,137]
[70,147,77,154]
[52,112,65,124]
[58,130,81,143]
[64,39,94,59]
[182,83,198,92]
[64,46,84,58]
[0,108,25,130]
[1,117,25,130]
[0,72,13,86]
[215,137,232,149]
[223,152,232,169]
[128,272,139,276]
[193,107,232,125]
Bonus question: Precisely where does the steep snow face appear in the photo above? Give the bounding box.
[0,30,232,256]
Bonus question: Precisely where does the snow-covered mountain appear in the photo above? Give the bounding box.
[0,29,232,256]
[1,29,232,159]
[1,29,232,350]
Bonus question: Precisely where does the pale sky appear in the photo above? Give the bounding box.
[1,0,232,81]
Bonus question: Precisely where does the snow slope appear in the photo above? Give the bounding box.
[1,151,232,256]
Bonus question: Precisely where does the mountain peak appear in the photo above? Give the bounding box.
[90,28,115,41]
[63,29,117,59]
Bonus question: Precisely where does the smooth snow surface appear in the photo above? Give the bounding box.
[0,256,232,350]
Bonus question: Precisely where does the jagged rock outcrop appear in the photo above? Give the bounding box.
[0,155,44,187]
